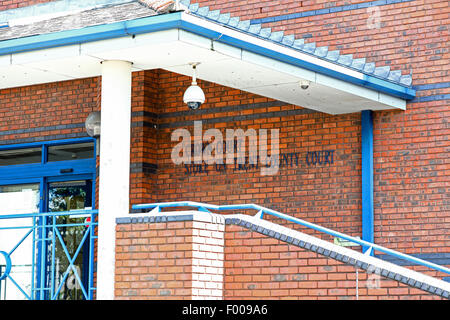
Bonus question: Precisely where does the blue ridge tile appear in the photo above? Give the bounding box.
[228,17,240,27]
[207,9,221,21]
[363,62,376,74]
[337,54,353,66]
[303,42,316,54]
[281,34,295,46]
[269,31,284,42]
[374,66,390,78]
[400,75,413,86]
[292,39,305,50]
[237,20,250,31]
[218,13,231,24]
[180,0,191,7]
[248,23,261,34]
[189,3,199,13]
[259,27,272,38]
[259,28,272,38]
[325,50,340,61]
[387,70,402,82]
[351,58,366,70]
[314,46,328,57]
[196,6,209,17]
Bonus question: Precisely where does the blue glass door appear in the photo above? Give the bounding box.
[0,183,40,300]
[43,179,93,300]
[0,138,97,300]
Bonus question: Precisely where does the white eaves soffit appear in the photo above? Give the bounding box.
[0,12,409,115]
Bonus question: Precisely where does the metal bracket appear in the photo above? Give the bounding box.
[364,246,373,256]
[198,206,211,213]
[148,206,160,214]
[254,209,264,219]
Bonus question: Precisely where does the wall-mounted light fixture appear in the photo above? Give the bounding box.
[85,111,101,156]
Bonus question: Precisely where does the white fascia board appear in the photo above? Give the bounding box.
[243,53,405,110]
[378,92,406,110]
[81,29,179,59]
[11,44,81,65]
[241,50,316,83]
[178,29,211,50]
[209,41,242,60]
[0,54,10,66]
[178,29,243,62]
[316,73,406,109]
[315,73,379,102]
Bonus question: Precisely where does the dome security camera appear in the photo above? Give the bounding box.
[299,80,310,90]
[184,63,205,110]
[183,84,205,110]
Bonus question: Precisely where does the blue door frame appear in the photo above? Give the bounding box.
[0,138,97,300]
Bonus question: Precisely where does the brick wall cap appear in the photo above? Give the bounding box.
[119,210,225,224]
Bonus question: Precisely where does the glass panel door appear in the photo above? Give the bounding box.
[46,180,92,300]
[0,184,39,300]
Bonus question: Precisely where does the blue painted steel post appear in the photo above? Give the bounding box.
[36,177,46,299]
[361,110,374,255]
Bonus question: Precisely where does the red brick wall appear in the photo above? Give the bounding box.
[0,0,448,300]
[131,0,449,296]
[0,78,99,143]
[115,217,225,300]
[130,70,160,207]
[114,218,446,300]
[0,2,446,251]
[224,223,446,300]
[373,107,450,253]
[115,220,193,300]
[0,70,157,207]
[149,70,362,239]
[170,0,450,253]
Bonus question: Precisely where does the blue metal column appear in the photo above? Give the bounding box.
[361,110,374,255]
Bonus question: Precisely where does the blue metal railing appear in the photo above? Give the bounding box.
[133,201,450,276]
[0,209,98,300]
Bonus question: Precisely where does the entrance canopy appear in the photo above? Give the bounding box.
[0,0,415,114]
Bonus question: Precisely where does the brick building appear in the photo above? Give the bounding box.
[0,0,448,300]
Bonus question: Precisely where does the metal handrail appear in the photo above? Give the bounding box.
[132,201,450,276]
[0,209,98,300]
[0,209,96,220]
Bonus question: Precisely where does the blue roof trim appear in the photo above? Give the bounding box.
[0,8,415,100]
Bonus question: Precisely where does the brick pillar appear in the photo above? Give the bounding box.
[115,212,224,300]
[191,216,225,299]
